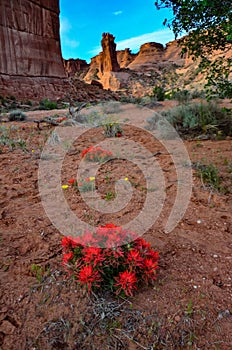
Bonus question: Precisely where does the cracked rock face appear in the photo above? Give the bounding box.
[0,0,69,100]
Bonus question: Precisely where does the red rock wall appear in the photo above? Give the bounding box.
[117,49,137,68]
[63,58,89,77]
[0,0,69,100]
[128,41,186,71]
[100,33,120,73]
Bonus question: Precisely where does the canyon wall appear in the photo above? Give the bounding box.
[117,49,137,68]
[128,41,186,71]
[0,0,69,100]
[63,59,89,77]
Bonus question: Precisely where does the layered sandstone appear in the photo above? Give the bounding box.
[117,49,137,68]
[84,33,121,87]
[128,40,186,71]
[0,0,69,100]
[63,58,89,77]
[101,33,120,73]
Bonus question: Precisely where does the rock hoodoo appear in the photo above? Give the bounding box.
[0,0,69,100]
[84,33,121,88]
[100,33,120,73]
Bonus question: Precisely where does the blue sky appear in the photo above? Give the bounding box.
[60,0,175,62]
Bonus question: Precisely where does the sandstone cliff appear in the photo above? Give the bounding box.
[63,58,89,77]
[128,41,186,71]
[84,33,121,89]
[0,0,69,100]
[117,49,137,68]
[84,36,190,92]
[101,33,120,73]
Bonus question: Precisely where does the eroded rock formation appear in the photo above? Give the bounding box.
[0,0,69,100]
[101,33,120,73]
[117,49,137,68]
[84,33,121,89]
[63,58,89,77]
[128,41,186,71]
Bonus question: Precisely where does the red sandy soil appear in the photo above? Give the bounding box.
[0,103,231,350]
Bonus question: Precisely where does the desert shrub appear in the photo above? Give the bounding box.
[174,89,191,104]
[0,125,27,151]
[39,98,57,110]
[8,110,27,121]
[152,86,165,101]
[193,162,221,190]
[101,101,122,114]
[164,90,175,100]
[68,176,95,192]
[190,89,205,99]
[120,96,143,104]
[103,120,123,137]
[160,102,232,137]
[74,110,106,126]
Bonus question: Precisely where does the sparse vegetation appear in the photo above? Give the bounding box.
[160,102,232,137]
[0,125,27,151]
[120,95,160,107]
[8,109,27,121]
[101,101,122,114]
[103,119,123,137]
[194,162,221,190]
[155,0,232,98]
[31,264,45,283]
[152,86,165,101]
[39,98,58,110]
[174,89,191,104]
[104,191,115,201]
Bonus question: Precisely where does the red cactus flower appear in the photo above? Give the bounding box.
[142,258,159,283]
[62,252,74,264]
[134,237,151,250]
[146,250,159,261]
[78,265,102,292]
[115,270,137,296]
[68,178,76,185]
[127,249,143,267]
[61,236,78,251]
[82,247,105,266]
[81,147,93,158]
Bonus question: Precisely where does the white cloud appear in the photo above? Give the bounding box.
[60,17,79,50]
[89,29,175,56]
[64,38,80,49]
[116,29,175,51]
[60,18,71,35]
[113,10,123,16]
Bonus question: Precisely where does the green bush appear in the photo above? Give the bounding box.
[152,86,165,101]
[194,162,221,190]
[39,98,57,110]
[174,89,191,104]
[101,101,122,114]
[190,89,205,99]
[8,110,27,121]
[160,102,232,137]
